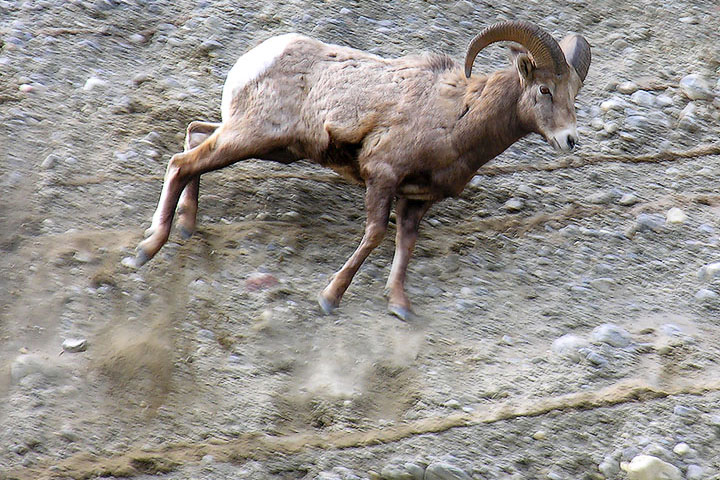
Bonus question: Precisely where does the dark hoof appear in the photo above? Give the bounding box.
[127,247,150,268]
[318,294,338,315]
[388,304,414,322]
[178,225,194,240]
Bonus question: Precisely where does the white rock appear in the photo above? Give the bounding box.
[424,462,471,480]
[617,81,639,94]
[62,338,87,353]
[532,430,547,440]
[679,74,713,101]
[695,288,718,302]
[591,323,631,347]
[503,198,524,212]
[626,455,681,480]
[552,334,590,362]
[83,76,109,91]
[600,98,625,112]
[618,193,639,205]
[665,207,687,224]
[672,442,689,455]
[630,90,655,107]
[698,261,720,281]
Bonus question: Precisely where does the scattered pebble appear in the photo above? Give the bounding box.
[634,213,665,233]
[694,288,718,302]
[665,207,686,224]
[82,76,109,91]
[41,153,59,169]
[424,461,471,480]
[697,261,720,281]
[600,98,625,112]
[551,334,590,362]
[686,465,703,480]
[598,455,620,478]
[673,405,699,419]
[617,81,639,94]
[626,455,681,480]
[630,90,654,107]
[532,430,547,440]
[61,338,87,353]
[679,74,714,101]
[502,197,524,212]
[671,442,689,456]
[591,323,631,347]
[589,277,615,293]
[618,193,639,206]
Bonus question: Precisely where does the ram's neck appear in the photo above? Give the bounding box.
[455,69,530,170]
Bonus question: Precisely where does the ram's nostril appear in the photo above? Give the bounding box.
[567,136,577,150]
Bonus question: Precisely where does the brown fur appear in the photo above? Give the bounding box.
[135,31,588,319]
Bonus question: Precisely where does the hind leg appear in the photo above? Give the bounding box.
[175,121,221,239]
[133,124,277,267]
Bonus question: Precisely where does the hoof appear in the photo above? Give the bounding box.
[388,304,414,322]
[132,247,151,268]
[178,225,194,240]
[318,294,338,315]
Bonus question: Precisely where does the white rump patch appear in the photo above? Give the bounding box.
[221,33,303,121]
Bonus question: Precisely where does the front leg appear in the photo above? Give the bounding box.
[385,198,432,321]
[319,176,396,314]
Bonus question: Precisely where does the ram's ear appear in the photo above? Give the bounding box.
[515,53,535,84]
[507,45,528,62]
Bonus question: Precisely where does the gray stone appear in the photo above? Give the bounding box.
[635,213,665,233]
[380,464,418,480]
[552,334,590,362]
[424,462,471,480]
[41,153,59,169]
[590,278,615,293]
[587,190,618,204]
[630,90,655,107]
[697,261,720,281]
[598,456,620,478]
[686,465,703,480]
[503,197,524,212]
[585,350,608,366]
[618,193,640,205]
[625,115,650,130]
[695,288,718,302]
[679,74,713,101]
[600,98,625,112]
[591,323,631,347]
[673,405,699,418]
[655,94,673,108]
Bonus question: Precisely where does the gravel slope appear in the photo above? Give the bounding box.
[1,1,719,479]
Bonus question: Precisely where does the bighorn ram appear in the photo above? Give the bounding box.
[132,21,591,320]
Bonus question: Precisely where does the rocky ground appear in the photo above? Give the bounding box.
[1,1,720,479]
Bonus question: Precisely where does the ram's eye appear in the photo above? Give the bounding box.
[539,86,551,95]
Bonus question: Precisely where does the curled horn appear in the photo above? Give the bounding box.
[559,34,591,83]
[465,21,568,78]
